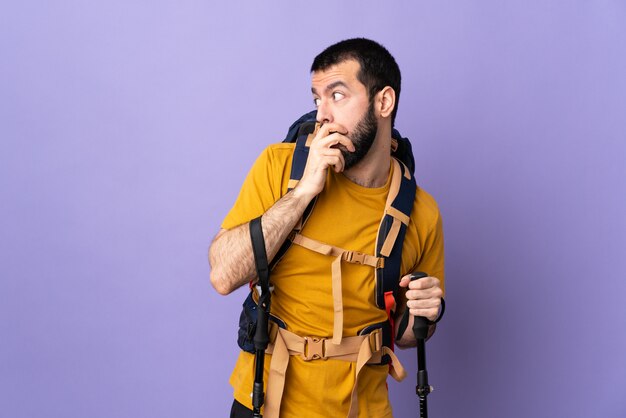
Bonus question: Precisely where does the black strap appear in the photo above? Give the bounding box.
[249,216,271,417]
[250,217,270,294]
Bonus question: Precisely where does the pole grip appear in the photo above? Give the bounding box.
[410,272,431,340]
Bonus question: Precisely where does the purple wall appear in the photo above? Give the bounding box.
[2,1,625,417]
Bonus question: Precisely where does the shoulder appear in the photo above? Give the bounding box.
[258,142,296,165]
[247,142,296,198]
[220,143,296,230]
[249,143,296,179]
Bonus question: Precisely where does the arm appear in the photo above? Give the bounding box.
[209,189,312,294]
[209,123,355,295]
[394,202,445,348]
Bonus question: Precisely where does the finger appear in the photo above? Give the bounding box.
[319,147,344,158]
[315,132,355,153]
[408,276,440,290]
[325,155,344,173]
[406,287,443,301]
[399,274,412,288]
[311,123,343,145]
[407,298,441,310]
[319,150,345,172]
[310,123,353,149]
[317,122,348,138]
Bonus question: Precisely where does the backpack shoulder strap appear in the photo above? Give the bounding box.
[375,158,417,312]
[269,123,319,269]
[285,122,318,191]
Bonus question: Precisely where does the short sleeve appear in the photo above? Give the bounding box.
[414,209,445,295]
[221,144,294,230]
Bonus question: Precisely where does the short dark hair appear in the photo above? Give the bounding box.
[311,38,402,124]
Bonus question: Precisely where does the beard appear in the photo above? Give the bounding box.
[341,102,378,170]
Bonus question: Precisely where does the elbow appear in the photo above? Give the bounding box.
[210,268,234,295]
[208,242,232,295]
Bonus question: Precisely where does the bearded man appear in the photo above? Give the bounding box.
[209,38,445,418]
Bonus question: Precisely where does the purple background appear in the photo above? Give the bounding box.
[2,1,625,417]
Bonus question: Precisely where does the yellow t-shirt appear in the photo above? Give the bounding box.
[222,143,445,418]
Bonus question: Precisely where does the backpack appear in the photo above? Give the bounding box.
[237,110,417,359]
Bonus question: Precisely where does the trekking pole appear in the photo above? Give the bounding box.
[249,217,271,418]
[252,288,270,418]
[409,272,445,418]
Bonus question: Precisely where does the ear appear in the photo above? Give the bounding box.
[375,86,396,119]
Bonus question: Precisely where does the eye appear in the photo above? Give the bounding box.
[313,98,321,107]
[332,92,345,101]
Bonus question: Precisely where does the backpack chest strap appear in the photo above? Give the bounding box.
[291,233,383,345]
[292,233,384,268]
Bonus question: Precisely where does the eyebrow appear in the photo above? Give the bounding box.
[311,81,349,95]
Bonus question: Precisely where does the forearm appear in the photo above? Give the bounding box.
[209,187,313,295]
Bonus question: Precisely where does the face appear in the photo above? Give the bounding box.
[311,59,378,169]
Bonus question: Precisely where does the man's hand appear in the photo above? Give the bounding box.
[399,274,443,322]
[293,123,354,199]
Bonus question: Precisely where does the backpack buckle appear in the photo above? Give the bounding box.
[368,329,383,352]
[344,251,365,265]
[301,336,326,361]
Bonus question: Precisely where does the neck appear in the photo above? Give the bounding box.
[343,128,392,188]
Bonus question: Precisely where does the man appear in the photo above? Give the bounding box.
[209,38,444,418]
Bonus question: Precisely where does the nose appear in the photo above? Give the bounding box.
[315,100,332,125]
